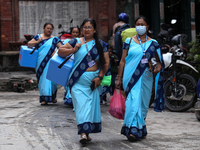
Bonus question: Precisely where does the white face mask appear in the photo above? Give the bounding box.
[136,26,147,35]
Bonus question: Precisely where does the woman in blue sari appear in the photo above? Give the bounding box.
[116,16,165,142]
[58,18,109,145]
[63,26,80,106]
[28,23,62,105]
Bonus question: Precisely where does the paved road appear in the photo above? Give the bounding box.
[0,87,200,150]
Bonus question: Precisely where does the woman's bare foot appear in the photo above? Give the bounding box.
[41,101,47,105]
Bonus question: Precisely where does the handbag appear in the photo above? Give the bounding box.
[100,75,111,86]
[108,88,125,120]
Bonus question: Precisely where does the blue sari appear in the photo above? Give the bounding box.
[34,34,62,103]
[67,38,108,135]
[63,39,73,106]
[121,38,165,139]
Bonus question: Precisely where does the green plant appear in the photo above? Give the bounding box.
[187,35,200,71]
[188,35,200,61]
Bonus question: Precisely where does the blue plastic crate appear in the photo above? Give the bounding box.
[46,53,74,87]
[18,45,38,68]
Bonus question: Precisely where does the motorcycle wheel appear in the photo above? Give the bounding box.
[164,74,197,112]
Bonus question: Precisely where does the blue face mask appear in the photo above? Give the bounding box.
[136,26,147,35]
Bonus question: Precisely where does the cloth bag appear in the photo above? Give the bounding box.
[108,88,125,120]
[100,75,111,86]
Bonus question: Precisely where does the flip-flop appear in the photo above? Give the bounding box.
[52,99,57,103]
[86,136,92,141]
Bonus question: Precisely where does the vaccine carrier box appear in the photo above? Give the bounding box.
[46,53,74,87]
[18,45,38,68]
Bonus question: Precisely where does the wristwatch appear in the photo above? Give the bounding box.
[97,76,103,81]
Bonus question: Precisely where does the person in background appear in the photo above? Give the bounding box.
[109,46,118,95]
[58,18,109,145]
[112,12,130,62]
[116,15,165,142]
[63,26,80,106]
[63,26,80,44]
[79,25,84,37]
[28,23,62,105]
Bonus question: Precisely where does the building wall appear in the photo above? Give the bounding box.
[0,0,16,51]
[0,0,116,51]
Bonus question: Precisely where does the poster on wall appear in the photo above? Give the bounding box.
[19,1,89,38]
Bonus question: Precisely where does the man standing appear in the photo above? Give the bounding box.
[112,13,130,62]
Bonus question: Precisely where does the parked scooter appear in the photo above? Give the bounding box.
[195,79,200,121]
[163,34,198,112]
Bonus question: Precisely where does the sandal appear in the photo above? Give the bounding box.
[128,134,139,142]
[41,101,47,105]
[86,134,92,141]
[52,99,57,103]
[79,134,87,144]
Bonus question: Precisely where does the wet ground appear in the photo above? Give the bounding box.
[0,86,200,150]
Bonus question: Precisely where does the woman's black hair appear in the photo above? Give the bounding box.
[135,15,149,25]
[81,18,106,71]
[70,26,80,35]
[43,22,54,29]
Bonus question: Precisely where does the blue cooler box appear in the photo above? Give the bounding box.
[18,45,38,68]
[46,53,74,87]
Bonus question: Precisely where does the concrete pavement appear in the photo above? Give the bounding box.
[0,85,200,150]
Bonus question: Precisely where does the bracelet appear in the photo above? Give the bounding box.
[97,75,103,81]
[117,75,122,78]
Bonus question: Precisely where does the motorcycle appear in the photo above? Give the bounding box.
[150,34,199,112]
[58,19,73,42]
[163,34,198,112]
[195,79,200,121]
[156,21,189,61]
[23,34,34,44]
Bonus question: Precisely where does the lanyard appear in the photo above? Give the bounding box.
[83,37,95,56]
[137,34,147,58]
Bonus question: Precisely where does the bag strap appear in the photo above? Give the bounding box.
[29,43,39,55]
[127,38,132,51]
[58,53,74,69]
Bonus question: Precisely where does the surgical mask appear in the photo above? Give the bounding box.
[136,26,147,35]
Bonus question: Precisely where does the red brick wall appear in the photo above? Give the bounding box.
[90,0,116,41]
[0,0,116,51]
[0,0,13,50]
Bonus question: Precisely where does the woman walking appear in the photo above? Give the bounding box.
[116,15,165,141]
[63,26,80,106]
[28,23,62,105]
[58,18,109,144]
